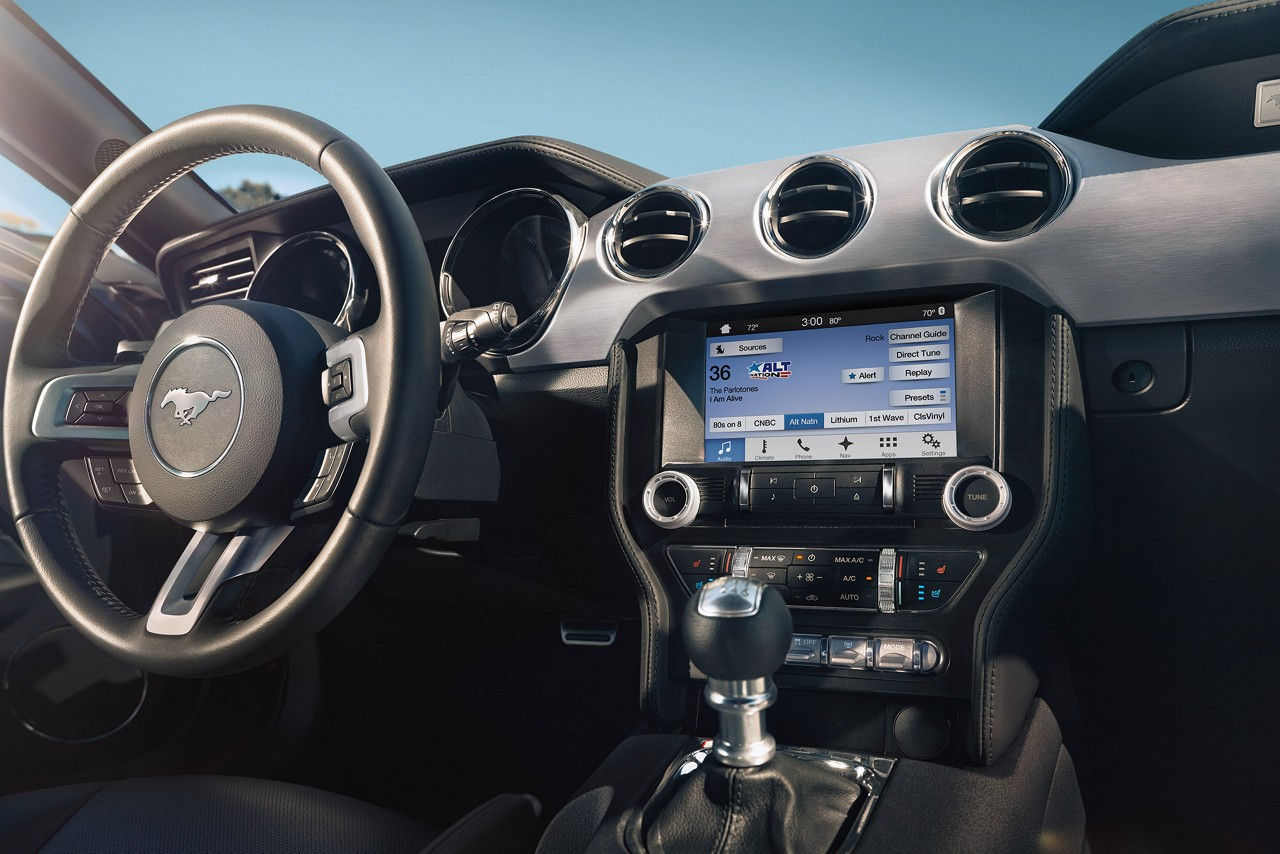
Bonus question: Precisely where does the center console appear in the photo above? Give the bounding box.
[610,287,1089,767]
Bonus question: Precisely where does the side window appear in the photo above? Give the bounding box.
[0,155,69,237]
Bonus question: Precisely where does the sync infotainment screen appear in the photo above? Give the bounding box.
[704,304,957,463]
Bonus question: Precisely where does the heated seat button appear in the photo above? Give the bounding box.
[668,548,726,576]
[902,551,980,582]
[898,580,960,610]
[681,574,721,594]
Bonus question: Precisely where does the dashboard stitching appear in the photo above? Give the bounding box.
[606,340,661,722]
[981,313,1074,762]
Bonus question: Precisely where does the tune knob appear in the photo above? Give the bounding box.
[642,471,701,529]
[942,465,1011,531]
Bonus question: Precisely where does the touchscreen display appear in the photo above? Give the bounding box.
[704,304,957,463]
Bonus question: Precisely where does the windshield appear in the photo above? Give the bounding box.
[16,0,1186,213]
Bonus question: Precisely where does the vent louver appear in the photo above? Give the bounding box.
[604,186,708,278]
[762,155,872,257]
[183,242,255,306]
[938,131,1072,240]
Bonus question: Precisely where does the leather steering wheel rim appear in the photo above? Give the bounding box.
[3,106,439,677]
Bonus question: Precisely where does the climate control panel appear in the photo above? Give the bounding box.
[668,546,981,613]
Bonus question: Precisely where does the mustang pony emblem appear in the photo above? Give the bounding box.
[160,388,232,425]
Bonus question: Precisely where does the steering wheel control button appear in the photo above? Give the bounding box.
[642,471,701,529]
[942,465,1011,531]
[109,457,141,484]
[86,457,155,508]
[323,358,354,406]
[785,634,827,666]
[66,387,130,427]
[120,483,154,507]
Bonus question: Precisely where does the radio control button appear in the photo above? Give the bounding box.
[834,469,880,488]
[942,466,1011,531]
[750,470,800,489]
[794,478,836,499]
[643,471,701,529]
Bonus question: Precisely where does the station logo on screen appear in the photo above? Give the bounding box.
[748,360,792,380]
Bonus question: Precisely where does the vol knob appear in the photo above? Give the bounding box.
[642,471,700,529]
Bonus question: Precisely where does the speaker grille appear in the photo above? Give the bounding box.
[94,139,129,173]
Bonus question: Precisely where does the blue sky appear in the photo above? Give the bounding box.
[4,0,1187,232]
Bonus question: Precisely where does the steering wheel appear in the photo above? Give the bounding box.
[3,106,439,677]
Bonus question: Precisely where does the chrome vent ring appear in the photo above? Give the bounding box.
[603,185,709,279]
[760,154,873,258]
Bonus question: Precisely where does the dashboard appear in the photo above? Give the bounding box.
[148,106,1275,766]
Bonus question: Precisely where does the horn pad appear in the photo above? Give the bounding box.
[128,302,337,531]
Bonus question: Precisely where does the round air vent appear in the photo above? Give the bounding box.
[761,155,873,257]
[603,185,708,279]
[937,130,1072,240]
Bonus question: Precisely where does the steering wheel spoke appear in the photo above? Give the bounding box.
[146,526,293,636]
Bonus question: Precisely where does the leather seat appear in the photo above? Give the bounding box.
[0,775,540,854]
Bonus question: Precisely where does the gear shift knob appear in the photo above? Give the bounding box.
[684,577,792,766]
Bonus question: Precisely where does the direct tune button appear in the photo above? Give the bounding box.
[642,471,701,529]
[942,465,1011,532]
